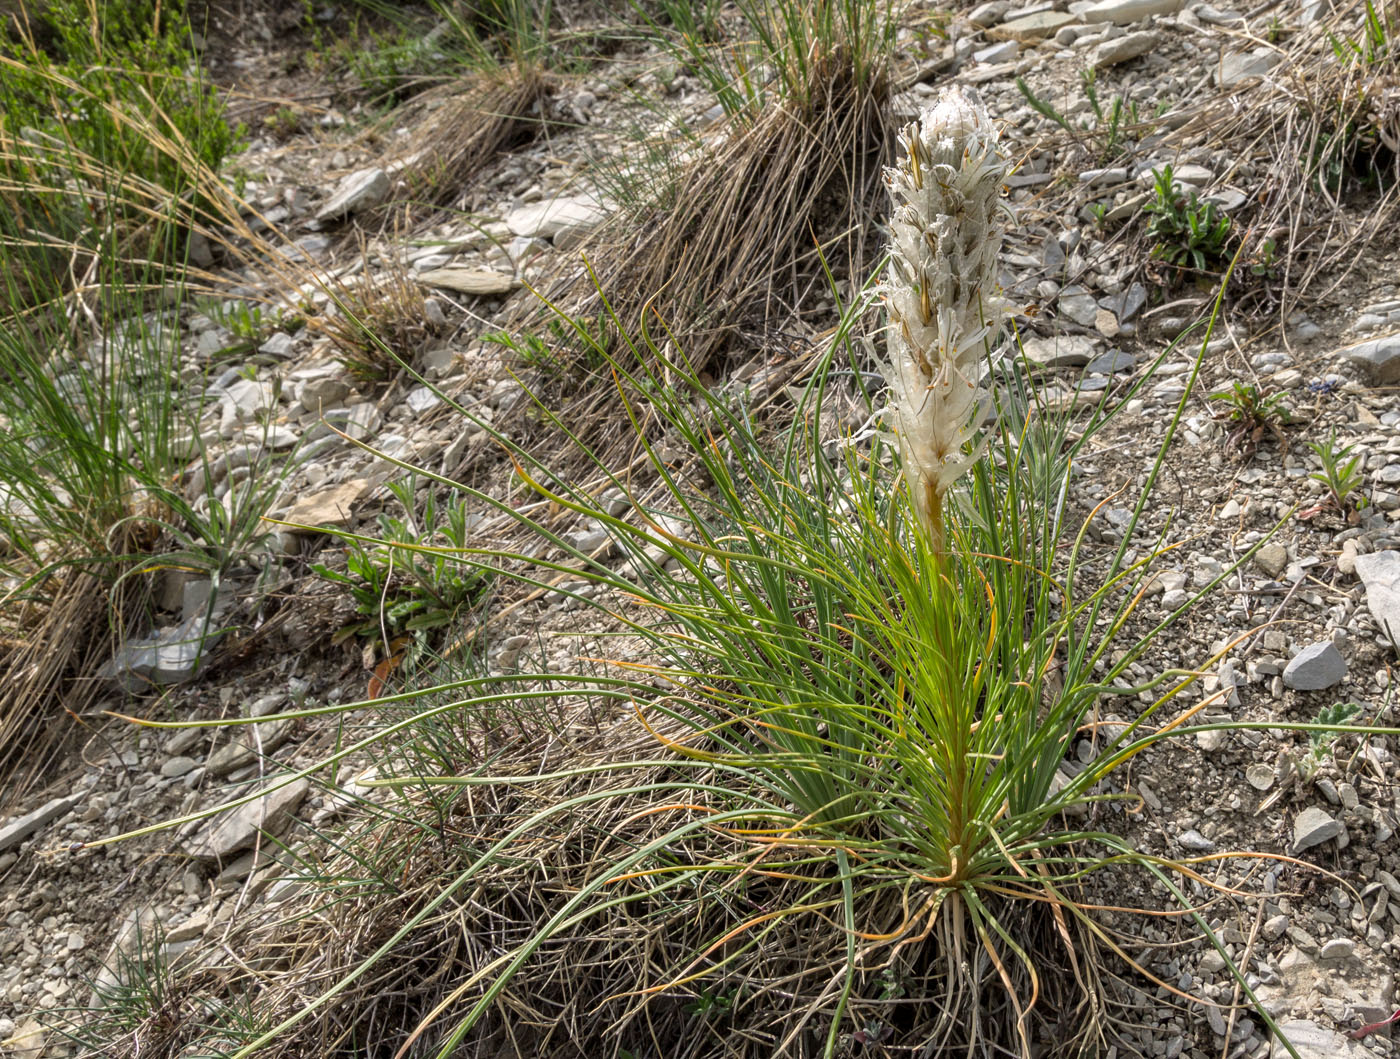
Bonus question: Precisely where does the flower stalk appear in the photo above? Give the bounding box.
[884,87,1010,555]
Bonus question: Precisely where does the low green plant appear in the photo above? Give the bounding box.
[1307,429,1367,514]
[483,313,611,380]
[1297,701,1363,781]
[338,23,441,103]
[311,478,492,668]
[684,986,738,1020]
[193,299,306,362]
[262,105,303,140]
[1329,0,1393,65]
[1250,235,1280,277]
[72,275,1400,1059]
[1210,381,1291,453]
[1143,164,1234,272]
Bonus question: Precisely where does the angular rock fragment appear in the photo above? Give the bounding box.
[1291,806,1342,853]
[185,779,309,861]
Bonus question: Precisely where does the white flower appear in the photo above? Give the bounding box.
[883,87,1010,550]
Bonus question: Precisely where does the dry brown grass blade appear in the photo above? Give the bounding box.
[561,47,889,374]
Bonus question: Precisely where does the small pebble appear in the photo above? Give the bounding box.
[1319,937,1356,960]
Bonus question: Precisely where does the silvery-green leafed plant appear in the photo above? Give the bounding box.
[885,87,1010,552]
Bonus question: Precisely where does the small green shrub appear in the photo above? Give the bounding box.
[1298,701,1364,781]
[312,479,492,667]
[1143,164,1233,272]
[1016,71,1166,165]
[1329,0,1393,65]
[332,23,439,102]
[483,313,611,380]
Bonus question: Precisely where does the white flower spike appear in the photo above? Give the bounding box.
[884,86,1010,553]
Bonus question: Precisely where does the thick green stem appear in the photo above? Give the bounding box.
[923,477,945,558]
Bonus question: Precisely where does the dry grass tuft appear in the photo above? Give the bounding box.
[315,241,449,385]
[387,69,554,214]
[82,710,1108,1059]
[0,565,144,811]
[567,46,890,373]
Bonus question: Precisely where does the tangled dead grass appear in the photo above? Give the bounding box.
[314,239,449,385]
[72,705,1114,1059]
[563,45,891,374]
[384,69,554,216]
[0,566,143,811]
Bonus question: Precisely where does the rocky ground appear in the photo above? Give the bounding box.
[2,0,1400,1055]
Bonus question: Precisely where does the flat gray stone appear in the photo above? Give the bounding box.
[315,168,390,221]
[1177,829,1215,851]
[1339,332,1400,385]
[987,10,1078,40]
[404,385,442,415]
[0,794,81,853]
[1058,290,1100,327]
[257,332,296,358]
[1291,806,1342,853]
[283,478,369,532]
[185,779,309,861]
[415,268,517,296]
[1082,0,1182,23]
[205,717,296,778]
[967,0,1012,24]
[160,756,199,779]
[1354,550,1400,646]
[1218,47,1283,86]
[1254,542,1289,579]
[505,194,608,243]
[1023,334,1098,368]
[1109,282,1148,322]
[1085,350,1136,374]
[1090,30,1160,67]
[1079,166,1130,186]
[1246,763,1275,790]
[1270,1020,1368,1059]
[1318,937,1356,960]
[1282,641,1347,690]
[973,40,1020,63]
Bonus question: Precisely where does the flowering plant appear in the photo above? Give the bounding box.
[884,87,1010,551]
